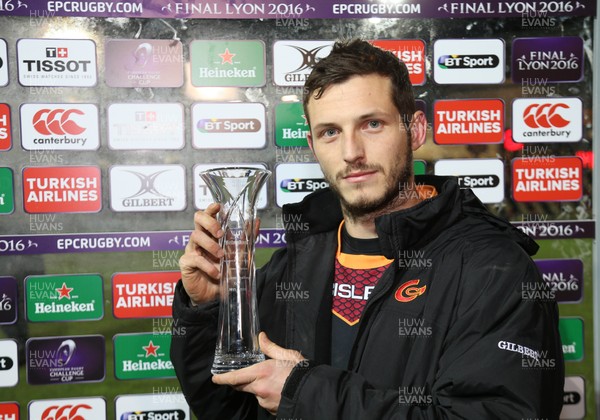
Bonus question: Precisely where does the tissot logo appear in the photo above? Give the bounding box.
[435,159,504,203]
[434,99,504,144]
[395,279,427,303]
[21,104,100,150]
[371,40,426,85]
[512,37,584,83]
[110,165,186,212]
[273,40,334,86]
[192,103,266,149]
[0,39,8,86]
[29,397,106,420]
[512,98,582,143]
[17,39,97,87]
[108,103,185,150]
[433,39,504,84]
[23,166,102,214]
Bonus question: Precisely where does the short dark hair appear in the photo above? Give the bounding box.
[303,39,416,128]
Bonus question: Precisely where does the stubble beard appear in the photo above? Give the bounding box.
[325,149,414,222]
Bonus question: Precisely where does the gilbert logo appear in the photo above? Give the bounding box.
[29,397,106,420]
[190,40,265,87]
[434,99,504,144]
[112,272,179,319]
[192,103,266,149]
[395,279,427,303]
[20,104,100,150]
[512,98,582,143]
[0,103,11,151]
[512,157,582,202]
[273,40,334,86]
[371,40,426,85]
[433,39,504,84]
[109,165,186,212]
[17,39,97,87]
[23,166,102,214]
[108,103,185,150]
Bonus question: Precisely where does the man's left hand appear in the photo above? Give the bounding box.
[212,332,306,415]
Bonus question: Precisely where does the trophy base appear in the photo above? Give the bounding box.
[211,352,266,375]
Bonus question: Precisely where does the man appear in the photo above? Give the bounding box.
[171,39,564,419]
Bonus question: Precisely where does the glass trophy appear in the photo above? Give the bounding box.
[200,167,271,374]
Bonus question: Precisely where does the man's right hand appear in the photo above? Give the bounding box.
[179,203,225,305]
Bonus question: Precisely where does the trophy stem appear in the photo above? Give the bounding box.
[199,167,271,374]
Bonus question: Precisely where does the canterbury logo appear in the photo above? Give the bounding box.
[523,103,570,129]
[395,279,427,303]
[33,108,86,135]
[41,404,92,420]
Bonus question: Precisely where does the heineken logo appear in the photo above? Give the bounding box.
[190,40,265,87]
[114,333,174,380]
[25,274,103,322]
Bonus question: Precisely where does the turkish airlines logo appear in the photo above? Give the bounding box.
[371,40,426,85]
[395,279,427,302]
[523,103,570,128]
[434,99,504,145]
[33,108,85,135]
[512,98,582,143]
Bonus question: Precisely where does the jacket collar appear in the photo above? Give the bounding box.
[282,174,538,259]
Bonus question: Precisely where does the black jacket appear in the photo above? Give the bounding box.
[171,175,564,419]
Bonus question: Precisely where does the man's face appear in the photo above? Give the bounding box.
[306,74,421,219]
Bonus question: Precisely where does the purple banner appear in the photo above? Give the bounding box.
[513,220,595,240]
[0,221,595,256]
[0,228,283,256]
[0,0,596,19]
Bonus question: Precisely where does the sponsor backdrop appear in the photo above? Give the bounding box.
[0,0,596,418]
